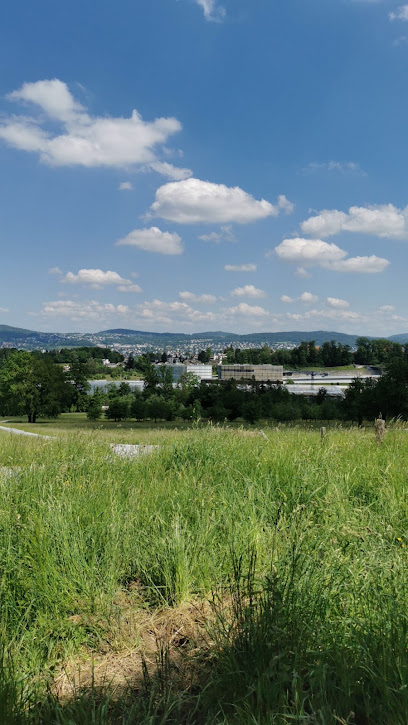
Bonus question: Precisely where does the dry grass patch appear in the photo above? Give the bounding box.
[52,596,213,703]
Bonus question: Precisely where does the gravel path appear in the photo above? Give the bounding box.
[0,424,56,440]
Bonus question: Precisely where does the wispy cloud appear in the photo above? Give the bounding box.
[224,263,257,272]
[390,5,408,21]
[194,0,226,22]
[300,161,367,177]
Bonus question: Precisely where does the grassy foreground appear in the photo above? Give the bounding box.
[0,420,408,723]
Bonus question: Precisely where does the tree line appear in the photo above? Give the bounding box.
[223,337,407,368]
[89,357,408,425]
[2,346,408,424]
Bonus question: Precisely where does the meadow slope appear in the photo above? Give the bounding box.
[0,420,407,723]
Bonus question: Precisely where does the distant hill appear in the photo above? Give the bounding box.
[0,324,381,350]
[388,333,408,343]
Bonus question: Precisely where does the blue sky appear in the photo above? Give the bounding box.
[1,0,408,335]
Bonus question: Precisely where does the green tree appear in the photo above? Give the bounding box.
[105,396,131,421]
[146,395,171,422]
[87,392,103,421]
[242,398,262,424]
[67,356,90,411]
[131,394,147,421]
[0,351,69,422]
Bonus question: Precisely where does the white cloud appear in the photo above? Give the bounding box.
[149,161,192,181]
[277,195,295,215]
[303,308,364,323]
[119,181,133,191]
[227,302,269,317]
[379,304,395,312]
[0,79,191,178]
[0,307,9,313]
[41,299,130,321]
[327,297,350,309]
[295,266,310,279]
[280,292,318,304]
[272,237,389,274]
[62,269,132,288]
[301,204,408,239]
[300,291,318,304]
[48,266,62,275]
[327,255,390,273]
[179,291,217,303]
[199,225,235,243]
[390,5,408,21]
[286,308,364,325]
[224,263,257,272]
[230,285,266,298]
[116,227,183,255]
[273,237,347,265]
[194,0,226,22]
[8,79,84,121]
[150,178,293,224]
[137,298,216,325]
[199,231,222,242]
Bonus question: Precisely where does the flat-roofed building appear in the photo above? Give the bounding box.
[159,363,213,382]
[218,364,283,383]
[186,364,213,380]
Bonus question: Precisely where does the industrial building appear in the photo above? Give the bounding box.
[218,364,284,383]
[159,363,213,382]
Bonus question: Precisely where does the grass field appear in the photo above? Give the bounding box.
[0,416,407,723]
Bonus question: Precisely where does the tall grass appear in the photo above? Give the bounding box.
[0,423,407,722]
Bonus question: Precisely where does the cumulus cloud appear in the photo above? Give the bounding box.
[379,304,396,312]
[41,299,130,321]
[62,269,133,288]
[179,291,217,303]
[194,0,226,22]
[285,306,364,327]
[390,5,408,20]
[150,178,293,224]
[224,263,257,272]
[136,299,216,325]
[327,256,390,273]
[48,266,63,275]
[116,227,183,255]
[273,238,347,265]
[327,297,350,309]
[119,181,133,191]
[272,237,389,274]
[280,292,318,304]
[301,204,408,239]
[227,302,269,317]
[230,285,266,298]
[293,308,364,323]
[300,291,318,304]
[0,79,191,178]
